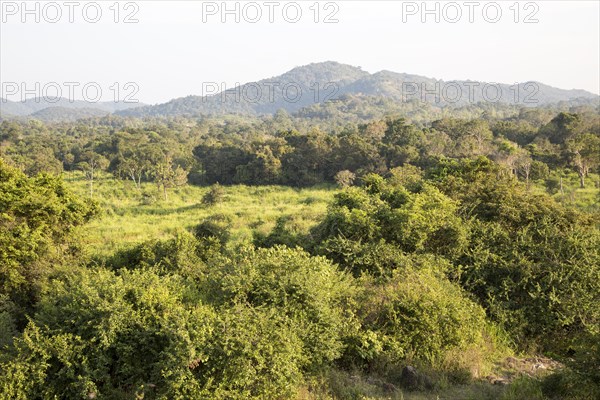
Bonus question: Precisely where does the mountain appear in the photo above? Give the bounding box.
[340,71,597,106]
[117,62,369,118]
[117,62,598,118]
[29,107,111,122]
[0,98,144,119]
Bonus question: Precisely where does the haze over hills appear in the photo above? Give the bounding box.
[116,61,598,118]
[0,98,143,120]
[1,62,597,122]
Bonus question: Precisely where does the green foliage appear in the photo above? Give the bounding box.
[0,267,216,399]
[201,183,225,205]
[193,214,231,249]
[103,230,207,276]
[253,214,310,249]
[387,164,423,191]
[1,105,600,399]
[426,158,600,347]
[0,245,360,399]
[347,260,489,366]
[0,158,97,315]
[319,238,406,278]
[201,304,305,399]
[313,181,467,258]
[206,246,356,372]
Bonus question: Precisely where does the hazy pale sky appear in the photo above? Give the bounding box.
[1,0,599,104]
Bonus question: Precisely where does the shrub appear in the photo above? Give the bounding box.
[334,170,356,188]
[0,268,216,399]
[193,214,232,255]
[387,164,423,191]
[206,246,357,372]
[104,230,207,276]
[202,183,224,206]
[312,182,467,258]
[0,159,98,318]
[348,259,489,367]
[199,304,305,399]
[319,237,410,278]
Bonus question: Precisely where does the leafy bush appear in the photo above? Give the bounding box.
[199,304,305,399]
[319,237,407,278]
[312,181,467,258]
[202,183,224,205]
[103,230,207,276]
[0,268,216,399]
[0,159,98,318]
[347,258,489,367]
[193,214,232,254]
[206,246,356,372]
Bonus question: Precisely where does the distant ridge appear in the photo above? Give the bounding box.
[116,61,598,118]
[0,98,144,120]
[2,62,597,121]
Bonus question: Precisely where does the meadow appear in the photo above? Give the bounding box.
[65,171,599,260]
[65,172,337,257]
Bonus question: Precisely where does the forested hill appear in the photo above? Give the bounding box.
[116,61,598,118]
[0,98,144,120]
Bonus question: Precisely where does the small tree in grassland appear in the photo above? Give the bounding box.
[150,155,188,201]
[77,151,109,197]
[566,133,600,188]
[334,170,356,188]
[202,183,225,206]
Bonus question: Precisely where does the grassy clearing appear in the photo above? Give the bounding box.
[65,172,336,257]
[66,172,599,259]
[545,172,600,211]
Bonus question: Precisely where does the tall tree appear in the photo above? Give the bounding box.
[77,151,109,197]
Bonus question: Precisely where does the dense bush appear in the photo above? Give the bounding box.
[312,178,467,258]
[301,164,599,393]
[344,256,491,368]
[0,268,217,399]
[192,214,232,255]
[201,183,225,205]
[1,134,599,399]
[199,304,305,399]
[0,159,97,323]
[205,246,356,372]
[426,158,600,346]
[103,230,207,276]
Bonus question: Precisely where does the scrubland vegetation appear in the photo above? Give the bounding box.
[0,103,599,399]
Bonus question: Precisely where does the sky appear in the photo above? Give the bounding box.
[1,0,599,104]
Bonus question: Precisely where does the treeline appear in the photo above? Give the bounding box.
[1,106,599,196]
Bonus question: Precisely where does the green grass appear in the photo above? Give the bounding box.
[66,171,600,258]
[542,172,600,211]
[65,172,336,257]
